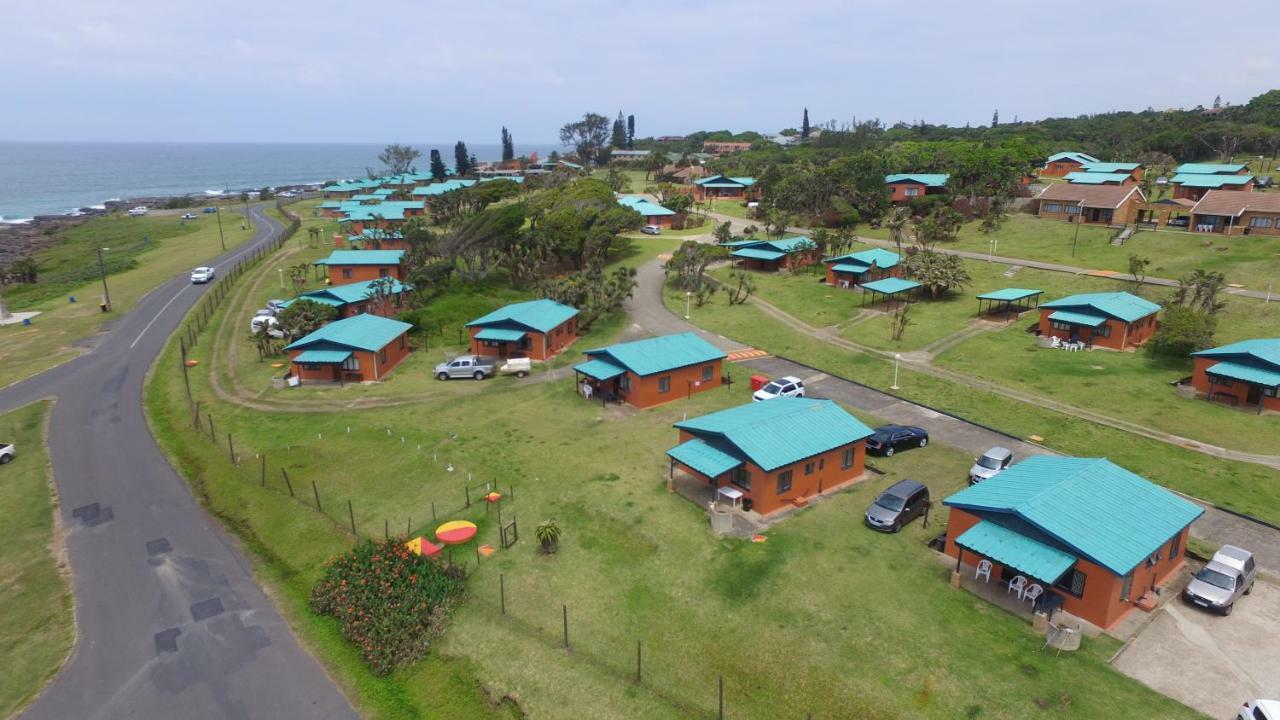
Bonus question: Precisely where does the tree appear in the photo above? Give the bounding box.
[1149,304,1216,357]
[712,221,733,244]
[1127,254,1151,291]
[611,111,628,149]
[724,269,756,305]
[886,206,912,255]
[429,150,448,181]
[644,150,666,181]
[914,206,963,250]
[890,299,913,341]
[626,114,635,149]
[276,299,338,339]
[605,167,628,193]
[991,109,999,127]
[378,144,421,175]
[903,250,971,299]
[7,257,38,284]
[287,263,310,293]
[362,277,401,316]
[559,112,611,166]
[661,192,693,214]
[665,240,728,294]
[251,324,280,361]
[1170,269,1227,315]
[438,202,527,281]
[307,226,322,248]
[801,108,811,139]
[530,178,642,268]
[501,127,514,163]
[453,142,471,177]
[539,263,637,329]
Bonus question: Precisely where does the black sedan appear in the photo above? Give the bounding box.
[865,424,929,457]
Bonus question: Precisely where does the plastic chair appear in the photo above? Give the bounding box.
[975,559,992,583]
[1023,583,1044,604]
[1007,575,1027,598]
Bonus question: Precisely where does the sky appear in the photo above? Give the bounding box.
[3,0,1279,145]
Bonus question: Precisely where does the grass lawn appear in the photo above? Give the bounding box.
[0,211,255,388]
[667,282,1280,527]
[0,401,74,718]
[706,198,753,220]
[149,315,1201,718]
[859,213,1280,291]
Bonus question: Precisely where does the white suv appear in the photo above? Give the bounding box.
[753,376,805,402]
[190,266,216,284]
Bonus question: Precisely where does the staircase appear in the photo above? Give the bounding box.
[1111,227,1134,246]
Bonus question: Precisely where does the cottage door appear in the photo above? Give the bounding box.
[1247,384,1263,406]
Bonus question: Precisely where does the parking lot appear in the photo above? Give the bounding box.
[1114,577,1280,718]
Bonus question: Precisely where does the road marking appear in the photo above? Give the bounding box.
[130,286,190,349]
[726,349,769,362]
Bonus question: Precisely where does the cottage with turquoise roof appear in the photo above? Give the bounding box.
[1038,291,1160,350]
[1041,151,1100,177]
[667,398,873,516]
[281,278,409,319]
[943,456,1202,630]
[617,195,677,227]
[313,249,405,285]
[692,174,757,202]
[465,299,580,361]
[823,248,901,287]
[285,313,413,385]
[1191,338,1280,413]
[573,332,726,408]
[727,236,819,272]
[885,173,949,203]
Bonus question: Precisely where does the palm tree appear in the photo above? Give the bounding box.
[535,520,562,554]
[886,206,912,256]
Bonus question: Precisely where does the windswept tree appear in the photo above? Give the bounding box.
[500,127,514,163]
[559,112,611,166]
[454,142,472,177]
[528,178,643,268]
[903,250,971,299]
[626,114,635,148]
[644,149,666,181]
[539,263,637,330]
[362,276,401,316]
[611,111,628,148]
[378,144,421,175]
[801,108,811,139]
[429,150,448,181]
[665,240,728,306]
[437,202,527,281]
[276,298,338,339]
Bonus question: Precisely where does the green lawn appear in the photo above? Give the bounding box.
[706,198,753,220]
[148,318,1202,718]
[667,281,1280,527]
[0,211,255,388]
[0,401,74,717]
[859,213,1280,291]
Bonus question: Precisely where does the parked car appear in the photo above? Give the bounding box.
[641,224,662,235]
[865,424,929,457]
[190,266,216,284]
[864,479,930,532]
[266,299,287,314]
[499,357,532,378]
[1238,699,1280,719]
[202,206,218,214]
[1167,216,1190,228]
[1183,545,1257,615]
[0,442,14,465]
[181,212,197,220]
[434,355,494,381]
[127,206,149,216]
[752,376,805,402]
[1256,176,1274,189]
[968,446,1014,484]
[250,314,283,338]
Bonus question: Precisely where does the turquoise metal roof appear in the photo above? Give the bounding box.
[474,327,527,342]
[617,196,676,216]
[573,358,626,381]
[861,277,920,295]
[667,439,743,478]
[825,248,900,270]
[1175,163,1247,175]
[1079,162,1140,173]
[695,174,754,187]
[1192,338,1280,368]
[885,173,949,187]
[288,279,408,308]
[585,332,726,377]
[675,398,873,472]
[1047,310,1107,328]
[1064,172,1132,185]
[1042,292,1159,323]
[732,247,787,261]
[466,299,579,334]
[411,179,478,196]
[1046,151,1099,164]
[1170,173,1254,188]
[956,520,1077,583]
[944,456,1204,576]
[1204,361,1280,388]
[314,250,405,266]
[285,314,412,353]
[830,263,870,274]
[293,349,353,364]
[978,288,1043,302]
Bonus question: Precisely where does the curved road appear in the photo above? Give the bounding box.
[0,204,356,720]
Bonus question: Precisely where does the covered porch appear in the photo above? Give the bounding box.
[1203,361,1280,414]
[1045,310,1106,347]
[291,349,361,386]
[977,288,1043,322]
[730,246,786,272]
[473,327,531,358]
[573,358,625,404]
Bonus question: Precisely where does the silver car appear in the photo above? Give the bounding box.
[1183,545,1257,615]
[434,355,494,381]
[968,447,1013,484]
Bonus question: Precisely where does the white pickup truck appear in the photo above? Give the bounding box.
[0,442,14,465]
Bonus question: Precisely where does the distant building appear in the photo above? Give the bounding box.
[1040,151,1099,177]
[1033,184,1146,225]
[466,299,579,361]
[1038,292,1160,350]
[885,173,949,203]
[1189,190,1280,235]
[609,149,650,161]
[692,174,756,201]
[701,141,753,156]
[573,333,726,408]
[725,236,820,272]
[285,314,413,385]
[1190,338,1280,413]
[313,250,405,285]
[617,195,677,227]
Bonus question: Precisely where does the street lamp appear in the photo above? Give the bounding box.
[685,290,692,319]
[1071,212,1081,257]
[988,236,997,262]
[96,247,112,312]
[278,268,285,290]
[890,353,901,390]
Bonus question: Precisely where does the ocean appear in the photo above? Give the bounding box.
[0,141,561,222]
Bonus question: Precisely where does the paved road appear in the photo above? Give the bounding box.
[0,204,355,720]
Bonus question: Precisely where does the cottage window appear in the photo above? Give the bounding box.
[904,187,920,197]
[1249,216,1274,228]
[1214,376,1234,388]
[342,356,360,371]
[1065,205,1081,215]
[380,349,388,364]
[658,376,672,393]
[398,336,406,350]
[842,447,855,469]
[379,269,389,278]
[776,470,793,494]
[1119,573,1134,602]
[731,467,751,491]
[804,462,815,475]
[303,363,319,371]
[1094,323,1111,338]
[342,268,353,279]
[619,374,632,393]
[1043,203,1063,213]
[1050,321,1072,332]
[1169,532,1181,559]
[1055,568,1087,598]
[702,365,714,382]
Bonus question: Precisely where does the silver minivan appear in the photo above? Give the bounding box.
[968,447,1014,484]
[1183,545,1257,615]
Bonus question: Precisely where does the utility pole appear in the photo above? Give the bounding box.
[97,247,112,311]
[215,207,227,251]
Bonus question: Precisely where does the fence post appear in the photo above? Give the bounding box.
[312,480,323,512]
[563,605,569,649]
[719,675,724,720]
[347,500,356,535]
[384,518,389,541]
[636,640,642,683]
[499,574,505,615]
[260,454,266,487]
[192,400,202,431]
[281,468,295,497]
[431,501,436,521]
[208,414,216,443]
[227,433,236,464]
[465,485,471,507]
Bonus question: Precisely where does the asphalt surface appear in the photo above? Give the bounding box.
[0,204,356,720]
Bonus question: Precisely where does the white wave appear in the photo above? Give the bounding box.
[0,216,34,225]
[204,189,224,196]
[88,204,106,210]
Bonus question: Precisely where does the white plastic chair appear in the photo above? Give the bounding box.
[1023,583,1044,605]
[1049,336,1061,349]
[975,559,992,583]
[1007,575,1027,598]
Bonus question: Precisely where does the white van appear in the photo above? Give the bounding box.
[250,314,283,338]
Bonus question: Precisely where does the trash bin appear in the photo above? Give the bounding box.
[99,303,109,313]
[750,374,769,392]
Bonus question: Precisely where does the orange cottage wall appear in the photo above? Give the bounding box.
[621,360,723,408]
[468,318,578,361]
[1192,357,1280,410]
[326,264,403,285]
[288,334,411,384]
[1038,310,1158,350]
[1041,161,1083,177]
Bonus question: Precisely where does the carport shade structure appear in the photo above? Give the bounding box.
[860,277,920,307]
[976,288,1043,321]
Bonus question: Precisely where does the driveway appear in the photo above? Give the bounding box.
[1114,578,1280,718]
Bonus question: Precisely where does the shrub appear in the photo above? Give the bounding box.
[535,520,562,553]
[310,539,466,675]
